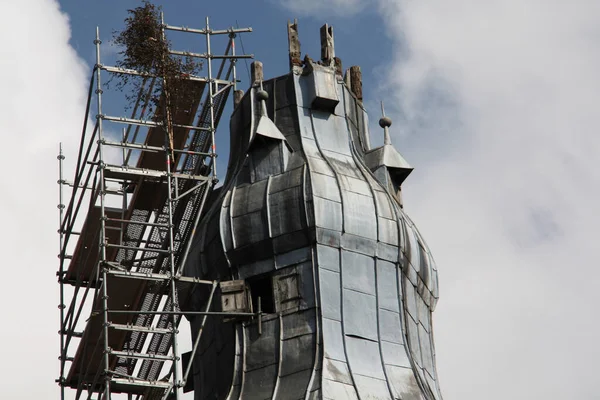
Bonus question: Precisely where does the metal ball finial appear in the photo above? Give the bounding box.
[256,89,269,102]
[379,116,392,128]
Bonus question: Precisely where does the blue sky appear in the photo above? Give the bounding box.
[2,1,600,399]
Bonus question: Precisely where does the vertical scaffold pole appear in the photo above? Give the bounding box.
[94,26,111,400]
[206,17,217,181]
[57,143,66,400]
[230,30,237,93]
[120,128,127,247]
[161,12,181,399]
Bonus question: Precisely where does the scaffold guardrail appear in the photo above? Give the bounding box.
[57,14,255,400]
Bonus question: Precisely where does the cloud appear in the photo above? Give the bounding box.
[1,1,88,398]
[375,0,600,398]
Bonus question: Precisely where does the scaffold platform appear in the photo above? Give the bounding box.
[57,15,254,400]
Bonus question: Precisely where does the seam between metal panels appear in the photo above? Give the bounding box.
[388,198,425,394]
[335,244,361,400]
[265,175,273,238]
[373,258,396,400]
[271,313,284,399]
[300,164,310,230]
[224,326,244,400]
[220,190,235,275]
[304,247,322,399]
[229,185,238,250]
[305,101,360,398]
[307,110,345,234]
[238,321,248,400]
[403,276,432,399]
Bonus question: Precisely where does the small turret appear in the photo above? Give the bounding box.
[364,103,413,206]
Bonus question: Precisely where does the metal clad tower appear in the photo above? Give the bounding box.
[57,15,443,400]
[182,22,443,400]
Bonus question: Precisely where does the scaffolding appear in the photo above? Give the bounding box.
[57,16,254,400]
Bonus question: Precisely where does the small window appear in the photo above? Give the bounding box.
[248,275,275,314]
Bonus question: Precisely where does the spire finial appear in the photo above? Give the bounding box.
[256,81,269,117]
[379,101,392,145]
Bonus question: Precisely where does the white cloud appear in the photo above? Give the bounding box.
[375,0,600,398]
[1,1,87,398]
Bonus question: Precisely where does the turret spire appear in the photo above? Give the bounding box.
[379,101,393,146]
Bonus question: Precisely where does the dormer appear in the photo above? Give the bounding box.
[364,109,413,206]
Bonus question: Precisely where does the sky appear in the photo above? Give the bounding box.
[1,0,599,399]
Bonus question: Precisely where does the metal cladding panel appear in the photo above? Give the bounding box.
[273,369,314,399]
[381,341,412,368]
[324,151,362,179]
[312,172,342,202]
[313,196,343,232]
[241,364,278,399]
[298,107,317,139]
[341,250,376,295]
[311,111,352,156]
[386,366,424,400]
[379,309,403,344]
[315,227,341,249]
[307,155,335,177]
[231,211,268,248]
[231,181,267,217]
[275,105,301,149]
[341,233,377,257]
[271,230,310,255]
[419,323,434,373]
[279,334,316,376]
[342,289,378,340]
[321,318,346,362]
[269,186,305,237]
[406,228,422,274]
[377,260,401,312]
[237,258,274,280]
[374,190,394,220]
[342,190,378,240]
[338,174,372,196]
[275,246,311,268]
[406,315,422,368]
[353,375,393,400]
[245,318,279,371]
[404,276,418,320]
[344,336,386,380]
[281,309,317,340]
[379,217,399,246]
[377,242,400,264]
[274,247,310,269]
[322,379,359,400]
[319,269,342,321]
[417,296,431,332]
[248,139,286,182]
[317,244,340,273]
[269,165,304,193]
[322,357,353,385]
